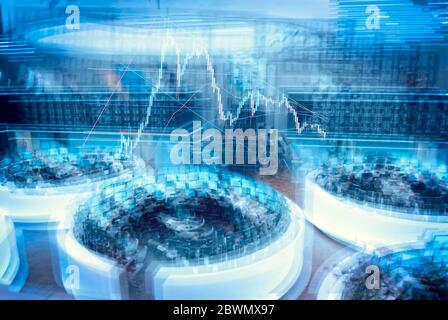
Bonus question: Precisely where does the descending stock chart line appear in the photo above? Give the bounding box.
[82,31,327,152]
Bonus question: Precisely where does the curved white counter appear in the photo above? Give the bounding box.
[305,171,448,249]
[0,173,137,226]
[56,194,305,300]
[317,240,431,300]
[0,211,20,291]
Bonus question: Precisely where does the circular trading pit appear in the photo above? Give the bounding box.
[305,156,448,247]
[59,167,304,300]
[0,147,145,224]
[318,234,448,300]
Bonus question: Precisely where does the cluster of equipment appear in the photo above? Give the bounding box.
[58,166,304,299]
[305,156,448,248]
[2,146,448,300]
[318,234,448,300]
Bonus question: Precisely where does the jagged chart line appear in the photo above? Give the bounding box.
[115,33,326,153]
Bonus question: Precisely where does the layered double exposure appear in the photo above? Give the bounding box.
[0,0,447,302]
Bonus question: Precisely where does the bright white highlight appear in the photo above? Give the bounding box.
[0,211,20,288]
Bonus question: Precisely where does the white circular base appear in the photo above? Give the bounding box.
[305,171,448,249]
[56,196,305,300]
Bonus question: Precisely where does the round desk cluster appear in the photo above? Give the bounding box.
[0,147,141,190]
[63,166,304,300]
[314,156,448,217]
[318,234,448,300]
[308,156,448,300]
[73,167,291,267]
